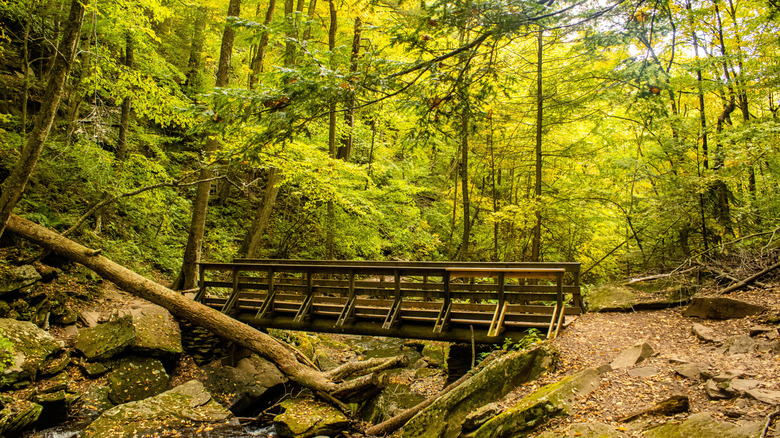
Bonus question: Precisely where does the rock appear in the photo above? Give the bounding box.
[537,422,631,438]
[422,343,448,367]
[129,304,182,357]
[78,311,101,328]
[0,318,64,388]
[414,367,441,379]
[683,297,767,320]
[403,344,558,438]
[585,285,636,312]
[645,412,762,438]
[744,388,780,405]
[596,364,613,374]
[274,398,349,438]
[31,389,69,427]
[627,366,657,378]
[0,399,43,436]
[83,380,236,438]
[107,356,170,404]
[0,265,42,295]
[204,354,287,416]
[74,316,135,361]
[360,383,426,424]
[466,368,601,438]
[620,395,690,422]
[82,361,109,377]
[39,351,71,376]
[713,370,745,382]
[724,379,762,396]
[74,384,114,419]
[673,363,704,380]
[610,342,654,369]
[749,326,773,337]
[462,404,503,432]
[720,336,761,355]
[705,379,730,400]
[692,323,720,343]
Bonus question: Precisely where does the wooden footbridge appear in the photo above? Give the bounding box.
[194,259,583,344]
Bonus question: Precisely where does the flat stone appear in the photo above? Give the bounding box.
[749,326,773,337]
[683,297,767,320]
[744,388,780,405]
[83,362,109,377]
[645,412,762,438]
[610,342,654,369]
[674,363,705,380]
[107,356,170,404]
[721,336,761,355]
[713,370,745,382]
[78,311,101,328]
[0,399,43,436]
[628,366,658,378]
[692,323,720,344]
[725,379,763,396]
[74,384,113,419]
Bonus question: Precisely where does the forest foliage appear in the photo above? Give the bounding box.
[0,0,779,283]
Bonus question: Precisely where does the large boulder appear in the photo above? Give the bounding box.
[204,354,288,415]
[273,398,349,438]
[402,343,558,438]
[129,304,183,357]
[537,422,630,438]
[83,380,236,438]
[107,356,170,404]
[74,305,183,361]
[585,285,636,312]
[0,265,41,295]
[74,316,135,361]
[465,368,601,438]
[0,318,64,388]
[683,297,767,320]
[644,412,762,438]
[74,384,114,419]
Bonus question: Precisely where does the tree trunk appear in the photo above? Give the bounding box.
[5,214,403,398]
[174,0,241,291]
[240,168,282,257]
[248,0,277,89]
[185,6,208,93]
[531,27,543,262]
[117,32,135,161]
[336,18,362,162]
[325,0,337,259]
[0,0,84,240]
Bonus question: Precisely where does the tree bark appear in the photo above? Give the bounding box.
[117,31,135,161]
[240,168,282,257]
[185,6,208,93]
[0,0,85,240]
[325,0,337,259]
[175,0,241,291]
[248,0,277,89]
[336,18,362,162]
[531,27,544,262]
[5,213,403,398]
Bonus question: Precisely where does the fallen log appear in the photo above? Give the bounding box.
[5,213,403,399]
[719,259,780,294]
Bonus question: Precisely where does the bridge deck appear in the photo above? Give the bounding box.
[195,260,582,344]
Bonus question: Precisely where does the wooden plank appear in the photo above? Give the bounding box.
[220,266,241,313]
[255,268,276,319]
[382,270,403,329]
[447,267,566,280]
[294,270,314,323]
[336,270,357,327]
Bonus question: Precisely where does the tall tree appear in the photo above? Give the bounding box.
[0,0,85,239]
[174,0,241,290]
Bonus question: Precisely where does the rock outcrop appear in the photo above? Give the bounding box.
[683,297,767,320]
[273,398,349,438]
[0,318,64,388]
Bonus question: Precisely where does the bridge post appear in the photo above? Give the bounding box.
[382,269,403,329]
[434,271,452,333]
[256,267,276,319]
[487,272,506,337]
[294,269,314,322]
[336,269,357,326]
[221,266,241,313]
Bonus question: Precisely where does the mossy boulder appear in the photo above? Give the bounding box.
[129,304,182,357]
[683,297,767,320]
[273,398,349,438]
[422,343,449,367]
[107,356,170,404]
[0,265,41,295]
[204,354,287,415]
[644,412,762,438]
[466,368,601,438]
[83,380,236,438]
[74,384,114,419]
[0,318,64,388]
[74,316,135,361]
[403,343,558,438]
[360,382,426,424]
[585,285,636,312]
[0,399,42,436]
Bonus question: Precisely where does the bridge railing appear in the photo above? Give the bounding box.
[194,259,582,343]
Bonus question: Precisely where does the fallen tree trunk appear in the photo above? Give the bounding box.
[6,213,402,398]
[719,259,780,294]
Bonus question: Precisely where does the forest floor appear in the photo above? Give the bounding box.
[511,284,780,437]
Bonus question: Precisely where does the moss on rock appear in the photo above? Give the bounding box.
[0,318,63,388]
[274,398,349,438]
